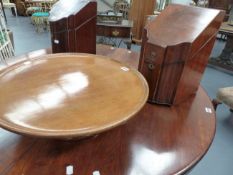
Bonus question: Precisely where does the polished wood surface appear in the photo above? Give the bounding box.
[128,0,155,41]
[97,20,133,38]
[0,53,148,139]
[49,1,97,54]
[209,0,232,15]
[206,0,231,21]
[139,4,225,105]
[0,45,216,175]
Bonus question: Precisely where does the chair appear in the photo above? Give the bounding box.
[31,1,56,32]
[212,87,233,112]
[196,0,209,7]
[2,0,17,17]
[31,11,49,32]
[26,6,42,16]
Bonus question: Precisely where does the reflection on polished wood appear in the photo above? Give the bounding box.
[0,53,148,139]
[0,45,216,175]
[49,1,97,54]
[139,4,225,105]
[128,0,155,40]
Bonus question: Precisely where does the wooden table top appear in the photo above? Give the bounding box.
[0,53,148,139]
[0,45,216,175]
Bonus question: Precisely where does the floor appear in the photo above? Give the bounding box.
[4,10,233,175]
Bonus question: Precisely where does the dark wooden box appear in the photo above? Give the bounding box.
[138,4,225,105]
[49,1,97,54]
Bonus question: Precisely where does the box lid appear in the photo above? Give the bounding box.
[145,4,225,48]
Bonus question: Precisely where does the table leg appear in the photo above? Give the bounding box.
[124,40,132,50]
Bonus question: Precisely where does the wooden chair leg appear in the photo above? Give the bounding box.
[212,99,222,110]
[14,7,18,17]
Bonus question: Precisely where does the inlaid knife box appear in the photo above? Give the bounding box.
[138,4,225,105]
[49,1,97,54]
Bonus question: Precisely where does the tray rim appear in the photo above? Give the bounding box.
[0,53,149,139]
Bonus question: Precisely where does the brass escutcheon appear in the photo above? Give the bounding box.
[112,30,120,36]
[148,63,155,70]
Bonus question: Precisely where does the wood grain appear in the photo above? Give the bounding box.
[49,1,97,54]
[97,20,133,38]
[0,53,148,139]
[0,45,216,175]
[139,4,225,105]
[128,0,155,40]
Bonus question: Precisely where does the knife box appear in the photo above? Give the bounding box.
[49,1,97,54]
[138,4,225,105]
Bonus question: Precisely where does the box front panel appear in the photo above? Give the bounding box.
[174,36,216,104]
[189,11,225,59]
[50,20,69,53]
[74,17,96,54]
[51,31,69,53]
[139,42,166,101]
[155,43,190,105]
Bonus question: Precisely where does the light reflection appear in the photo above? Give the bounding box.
[23,61,31,65]
[27,50,47,59]
[1,63,32,82]
[1,59,47,82]
[49,0,90,22]
[121,67,129,72]
[59,72,88,94]
[129,145,175,175]
[5,100,42,129]
[5,72,89,128]
[37,86,65,109]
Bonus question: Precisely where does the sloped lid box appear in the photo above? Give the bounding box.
[138,4,225,105]
[49,0,97,54]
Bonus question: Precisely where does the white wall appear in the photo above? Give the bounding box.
[171,0,192,5]
[96,0,112,11]
[105,0,115,6]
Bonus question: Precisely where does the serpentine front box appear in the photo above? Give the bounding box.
[49,0,97,54]
[138,4,225,105]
